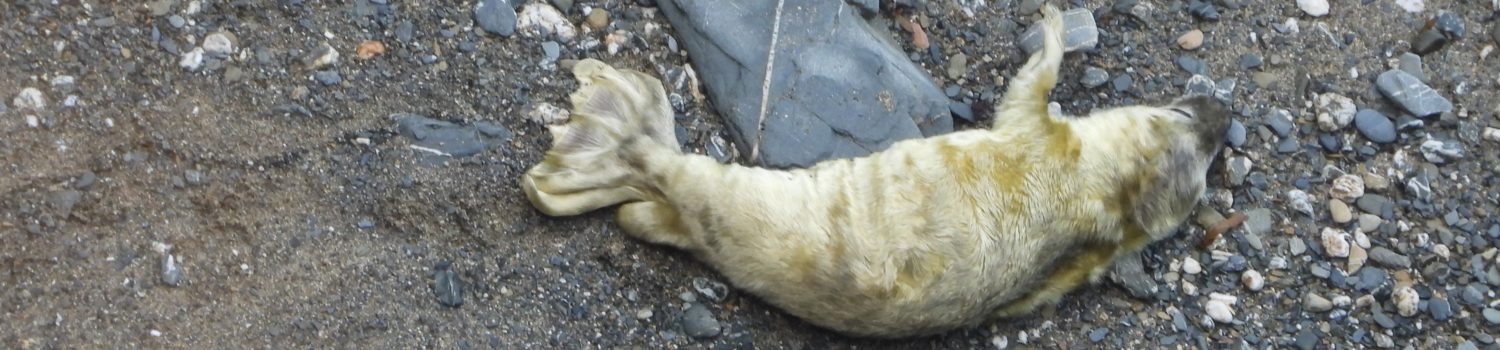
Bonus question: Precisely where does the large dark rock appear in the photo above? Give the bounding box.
[659,0,953,168]
[395,114,512,165]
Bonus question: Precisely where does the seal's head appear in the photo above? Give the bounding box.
[1128,95,1231,240]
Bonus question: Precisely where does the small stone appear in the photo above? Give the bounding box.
[1227,157,1251,186]
[1304,292,1333,312]
[161,254,184,286]
[1297,0,1329,16]
[1295,327,1320,350]
[1238,53,1263,70]
[1354,109,1397,143]
[1329,174,1364,201]
[1321,227,1350,258]
[1185,74,1215,97]
[1434,10,1464,39]
[1367,247,1411,268]
[1394,0,1423,12]
[13,87,46,111]
[433,263,465,307]
[1290,237,1308,255]
[1183,257,1202,275]
[179,47,205,71]
[303,44,340,69]
[1241,270,1264,291]
[1287,189,1315,216]
[1204,299,1234,323]
[1397,53,1424,81]
[1176,55,1208,75]
[946,53,968,80]
[356,217,375,229]
[681,303,722,338]
[1081,67,1109,88]
[1018,8,1099,53]
[1412,29,1449,55]
[692,277,730,302]
[1329,200,1352,223]
[1483,128,1500,142]
[168,15,185,28]
[1414,292,1452,320]
[541,41,562,62]
[1348,245,1367,272]
[355,41,386,60]
[1177,29,1204,50]
[528,103,570,125]
[636,308,654,320]
[1226,120,1246,148]
[1187,0,1219,21]
[1483,308,1500,325]
[1355,195,1390,215]
[314,71,342,86]
[1419,139,1464,163]
[475,0,518,37]
[1264,109,1294,137]
[202,32,235,57]
[1392,286,1419,316]
[1316,93,1356,131]
[1111,74,1134,92]
[1458,341,1479,350]
[1357,267,1389,292]
[1088,327,1109,342]
[1376,69,1452,117]
[517,3,577,42]
[585,9,610,31]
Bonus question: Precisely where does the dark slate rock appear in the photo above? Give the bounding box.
[433,262,465,307]
[949,101,975,123]
[1398,53,1424,81]
[1238,53,1262,70]
[314,70,342,85]
[1176,55,1208,75]
[1376,69,1451,117]
[1108,251,1157,299]
[1294,327,1319,350]
[1412,29,1448,55]
[681,303,722,338]
[1430,297,1453,321]
[395,114,509,162]
[1089,327,1110,342]
[1264,109,1294,137]
[659,0,953,168]
[1112,74,1134,92]
[1018,8,1099,54]
[1367,247,1411,268]
[1356,267,1389,292]
[1277,139,1299,153]
[1226,119,1246,148]
[1353,109,1396,143]
[475,0,517,37]
[1187,0,1219,21]
[1434,11,1464,39]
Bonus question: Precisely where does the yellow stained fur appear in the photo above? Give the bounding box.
[521,5,1224,338]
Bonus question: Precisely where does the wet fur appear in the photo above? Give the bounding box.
[522,6,1229,338]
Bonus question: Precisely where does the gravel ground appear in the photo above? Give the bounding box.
[3,0,1499,349]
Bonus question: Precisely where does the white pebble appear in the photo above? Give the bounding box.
[179,47,205,71]
[13,87,46,110]
[25,115,39,128]
[1393,286,1419,316]
[527,102,570,125]
[1394,0,1424,12]
[1296,0,1329,16]
[1353,230,1371,249]
[1433,244,1450,259]
[1182,280,1199,296]
[1320,227,1350,258]
[1483,127,1500,143]
[1204,299,1234,324]
[1183,257,1202,274]
[1269,256,1288,270]
[1332,295,1352,307]
[517,3,577,42]
[1209,293,1239,305]
[149,329,162,337]
[1329,174,1365,201]
[992,335,1009,349]
[202,32,236,57]
[1241,270,1265,291]
[1287,189,1315,216]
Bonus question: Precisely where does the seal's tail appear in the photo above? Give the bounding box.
[522,59,678,216]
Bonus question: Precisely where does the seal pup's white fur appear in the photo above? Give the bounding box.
[522,5,1230,338]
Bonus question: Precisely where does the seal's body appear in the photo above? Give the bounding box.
[522,6,1229,338]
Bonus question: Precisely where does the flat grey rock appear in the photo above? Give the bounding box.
[1354,109,1396,143]
[395,114,510,164]
[1107,251,1157,299]
[659,0,952,168]
[475,0,517,37]
[1018,8,1099,54]
[1376,69,1451,117]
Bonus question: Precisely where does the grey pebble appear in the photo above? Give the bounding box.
[1176,55,1207,75]
[1264,109,1294,137]
[433,263,464,307]
[1227,157,1250,186]
[1089,327,1109,342]
[1434,11,1464,39]
[1353,109,1396,143]
[1356,195,1390,215]
[1111,74,1134,92]
[314,70,342,85]
[1226,120,1246,148]
[474,0,517,36]
[1081,67,1109,88]
[1290,237,1308,256]
[1484,308,1500,325]
[184,170,205,186]
[168,15,186,28]
[949,101,974,123]
[541,41,561,62]
[1018,8,1099,54]
[356,217,376,230]
[1367,247,1410,268]
[1376,69,1451,117]
[1244,208,1272,235]
[1462,285,1485,305]
[161,254,184,286]
[1419,138,1464,163]
[1238,53,1262,70]
[1398,53,1424,81]
[1356,267,1388,292]
[1294,327,1319,350]
[1429,297,1452,321]
[1185,74,1215,96]
[681,303,721,338]
[1457,341,1478,350]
